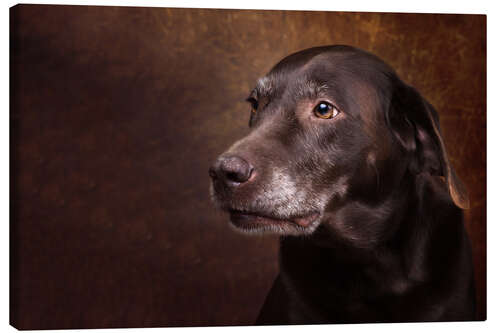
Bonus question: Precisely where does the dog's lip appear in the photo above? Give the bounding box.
[228,209,320,228]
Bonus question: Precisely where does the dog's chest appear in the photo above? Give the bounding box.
[278,239,412,323]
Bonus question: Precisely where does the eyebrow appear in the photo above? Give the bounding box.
[249,77,330,101]
[294,80,329,100]
[254,77,273,97]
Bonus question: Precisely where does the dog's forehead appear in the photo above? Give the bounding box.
[256,52,384,97]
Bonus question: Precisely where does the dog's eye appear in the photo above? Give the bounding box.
[314,102,339,119]
[247,97,259,113]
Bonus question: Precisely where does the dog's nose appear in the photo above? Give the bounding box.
[209,155,254,186]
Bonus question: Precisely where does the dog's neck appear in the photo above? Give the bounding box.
[281,173,450,274]
[315,177,414,249]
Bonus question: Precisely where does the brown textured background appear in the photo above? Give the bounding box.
[10,4,486,329]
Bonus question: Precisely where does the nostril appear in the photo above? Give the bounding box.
[226,171,240,183]
[226,167,253,183]
[208,166,217,180]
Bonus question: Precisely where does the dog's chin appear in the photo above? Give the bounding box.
[227,210,322,236]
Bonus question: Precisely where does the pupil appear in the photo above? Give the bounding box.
[319,103,328,114]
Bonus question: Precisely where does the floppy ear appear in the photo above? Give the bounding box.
[387,81,469,209]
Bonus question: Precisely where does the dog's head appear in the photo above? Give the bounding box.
[209,45,468,236]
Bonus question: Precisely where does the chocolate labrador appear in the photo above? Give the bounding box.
[209,45,476,324]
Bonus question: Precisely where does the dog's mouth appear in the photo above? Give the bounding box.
[228,209,320,231]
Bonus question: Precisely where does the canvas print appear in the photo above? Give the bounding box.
[10,4,486,329]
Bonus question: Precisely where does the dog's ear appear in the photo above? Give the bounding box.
[387,81,469,209]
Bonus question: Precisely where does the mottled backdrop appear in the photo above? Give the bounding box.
[10,5,486,329]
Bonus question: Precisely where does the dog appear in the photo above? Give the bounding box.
[209,45,476,324]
